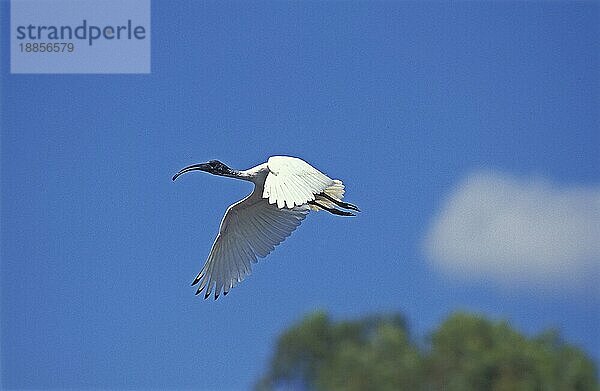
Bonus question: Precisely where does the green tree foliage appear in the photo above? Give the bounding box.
[256,311,597,391]
[426,312,598,391]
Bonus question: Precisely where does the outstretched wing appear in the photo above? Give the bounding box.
[263,156,335,208]
[193,193,309,299]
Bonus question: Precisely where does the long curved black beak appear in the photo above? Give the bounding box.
[172,163,210,181]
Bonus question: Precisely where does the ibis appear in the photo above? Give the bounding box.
[173,156,359,299]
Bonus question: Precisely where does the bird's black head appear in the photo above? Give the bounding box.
[172,159,236,181]
[204,160,234,175]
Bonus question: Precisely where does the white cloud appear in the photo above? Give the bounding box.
[424,171,600,289]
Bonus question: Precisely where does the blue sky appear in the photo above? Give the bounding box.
[2,1,598,389]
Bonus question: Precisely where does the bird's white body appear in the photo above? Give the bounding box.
[173,156,357,299]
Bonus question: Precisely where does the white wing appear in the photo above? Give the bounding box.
[263,156,335,208]
[193,192,309,299]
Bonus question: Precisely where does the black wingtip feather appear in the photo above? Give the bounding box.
[195,283,206,295]
[192,273,203,286]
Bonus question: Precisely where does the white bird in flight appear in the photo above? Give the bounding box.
[172,156,360,299]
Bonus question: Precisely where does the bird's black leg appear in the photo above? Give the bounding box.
[309,200,355,216]
[319,193,361,212]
